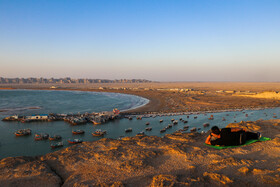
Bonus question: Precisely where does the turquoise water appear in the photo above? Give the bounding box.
[0,90,279,159]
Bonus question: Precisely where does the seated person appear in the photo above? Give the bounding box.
[205,126,261,146]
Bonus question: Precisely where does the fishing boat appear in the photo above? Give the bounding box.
[203,123,210,127]
[92,129,107,136]
[190,127,197,132]
[34,133,49,141]
[125,128,132,133]
[68,139,83,144]
[91,120,101,125]
[145,127,152,131]
[51,142,63,149]
[72,130,85,134]
[137,131,145,136]
[208,115,214,120]
[49,135,62,141]
[14,129,32,136]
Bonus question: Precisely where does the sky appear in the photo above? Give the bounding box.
[0,0,280,81]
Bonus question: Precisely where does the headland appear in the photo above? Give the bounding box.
[0,119,279,186]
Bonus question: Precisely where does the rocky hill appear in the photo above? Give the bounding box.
[1,120,280,186]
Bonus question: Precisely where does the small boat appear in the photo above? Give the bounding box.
[14,129,32,136]
[222,117,226,121]
[92,120,101,125]
[203,123,210,127]
[72,130,85,134]
[159,119,163,123]
[183,120,188,124]
[118,135,124,140]
[34,133,49,141]
[179,118,183,121]
[68,139,83,144]
[273,116,277,118]
[92,129,107,136]
[183,125,189,129]
[186,116,189,118]
[160,129,166,133]
[51,142,63,149]
[128,117,133,120]
[145,122,150,125]
[194,116,198,119]
[173,120,178,125]
[137,131,145,136]
[208,117,214,120]
[171,119,175,122]
[49,135,62,141]
[125,128,132,133]
[145,127,152,131]
[190,127,197,132]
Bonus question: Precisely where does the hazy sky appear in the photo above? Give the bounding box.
[0,0,280,81]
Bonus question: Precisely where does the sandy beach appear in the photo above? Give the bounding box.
[1,82,280,114]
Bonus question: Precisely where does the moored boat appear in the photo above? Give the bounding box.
[72,130,85,134]
[49,135,62,141]
[92,129,107,136]
[51,142,63,149]
[14,129,32,136]
[137,131,145,136]
[145,127,152,131]
[68,139,83,144]
[190,127,197,132]
[125,128,132,133]
[34,133,49,141]
[203,123,210,127]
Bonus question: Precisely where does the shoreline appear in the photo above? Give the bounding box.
[0,87,279,116]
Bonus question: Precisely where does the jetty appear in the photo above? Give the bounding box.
[2,110,121,125]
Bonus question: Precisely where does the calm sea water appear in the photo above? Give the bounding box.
[0,89,279,159]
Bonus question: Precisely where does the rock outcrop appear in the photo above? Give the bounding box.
[1,120,280,186]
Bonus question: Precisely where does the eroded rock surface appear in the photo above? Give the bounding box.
[1,120,280,186]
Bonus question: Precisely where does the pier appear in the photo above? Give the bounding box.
[2,110,121,125]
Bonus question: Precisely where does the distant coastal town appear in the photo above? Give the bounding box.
[0,77,152,84]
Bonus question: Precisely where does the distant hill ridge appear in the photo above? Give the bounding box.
[0,77,152,84]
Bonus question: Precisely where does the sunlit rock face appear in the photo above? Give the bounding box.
[1,120,280,186]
